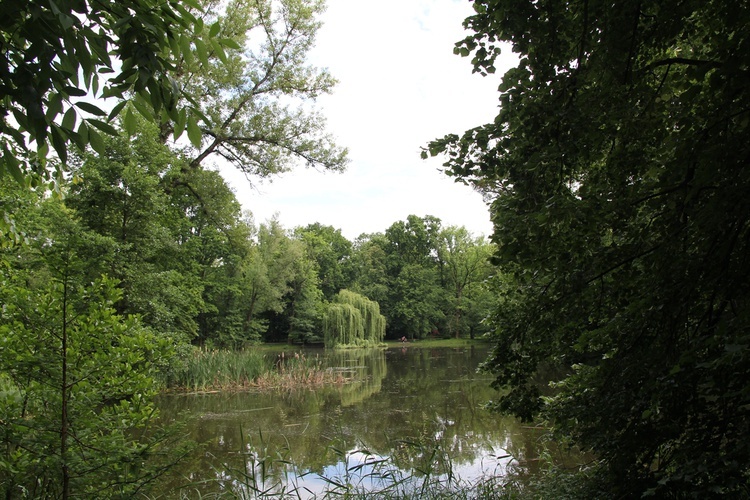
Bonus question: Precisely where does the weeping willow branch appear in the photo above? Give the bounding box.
[323,290,386,348]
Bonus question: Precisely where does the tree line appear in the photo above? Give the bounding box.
[2,123,495,349]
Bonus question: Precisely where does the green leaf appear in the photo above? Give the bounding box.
[62,86,88,97]
[91,73,100,96]
[195,39,209,67]
[179,34,193,65]
[221,38,242,50]
[50,125,68,164]
[2,147,26,184]
[62,107,77,131]
[87,118,119,136]
[209,21,221,38]
[123,107,137,136]
[12,109,30,133]
[77,120,89,143]
[182,0,202,10]
[76,101,107,116]
[209,37,228,64]
[37,140,49,159]
[131,97,154,121]
[186,114,202,148]
[107,100,128,121]
[46,93,64,121]
[173,107,187,140]
[64,127,86,151]
[172,2,198,27]
[88,128,106,155]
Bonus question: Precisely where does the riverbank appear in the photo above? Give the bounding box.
[385,336,492,348]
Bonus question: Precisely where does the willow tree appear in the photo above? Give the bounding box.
[323,290,385,348]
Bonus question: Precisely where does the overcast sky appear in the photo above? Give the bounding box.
[219,0,516,240]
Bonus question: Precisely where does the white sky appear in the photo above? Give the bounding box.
[219,0,516,241]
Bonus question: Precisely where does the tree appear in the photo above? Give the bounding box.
[323,290,385,348]
[282,255,325,344]
[234,218,302,344]
[384,215,442,272]
[66,124,209,341]
[349,232,391,310]
[436,227,494,338]
[170,0,348,176]
[427,0,750,496]
[0,199,176,498]
[295,223,353,300]
[382,216,446,339]
[390,264,446,341]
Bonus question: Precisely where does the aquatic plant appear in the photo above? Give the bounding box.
[166,348,270,392]
[166,349,350,392]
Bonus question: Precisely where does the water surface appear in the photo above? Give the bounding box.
[156,346,558,497]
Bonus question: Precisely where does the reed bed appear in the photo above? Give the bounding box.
[254,351,351,390]
[166,349,349,393]
[166,348,269,392]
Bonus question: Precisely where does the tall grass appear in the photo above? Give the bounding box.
[167,348,270,392]
[165,349,350,393]
[254,351,350,390]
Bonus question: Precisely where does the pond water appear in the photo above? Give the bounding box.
[155,346,564,497]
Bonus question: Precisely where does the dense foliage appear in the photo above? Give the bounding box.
[323,290,386,347]
[428,0,750,496]
[0,194,179,498]
[0,0,227,201]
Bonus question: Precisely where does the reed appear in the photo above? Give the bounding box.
[169,435,519,499]
[254,351,350,390]
[165,349,350,393]
[167,348,270,392]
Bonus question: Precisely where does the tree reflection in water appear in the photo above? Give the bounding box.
[155,346,575,497]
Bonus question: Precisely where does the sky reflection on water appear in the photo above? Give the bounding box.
[156,346,554,497]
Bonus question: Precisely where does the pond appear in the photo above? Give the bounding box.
[155,345,566,497]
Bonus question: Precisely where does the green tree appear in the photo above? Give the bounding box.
[0,201,175,499]
[382,216,447,339]
[234,218,302,344]
[427,0,750,496]
[282,255,325,344]
[66,125,207,341]
[349,233,390,309]
[390,264,446,341]
[323,290,385,348]
[384,214,442,272]
[436,226,494,338]
[295,223,353,300]
[171,0,348,176]
[163,165,251,345]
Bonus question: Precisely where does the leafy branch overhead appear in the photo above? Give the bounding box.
[0,0,230,185]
